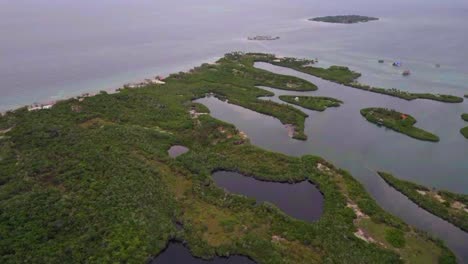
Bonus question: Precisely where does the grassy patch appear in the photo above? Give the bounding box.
[360,107,440,142]
[358,218,443,264]
[385,229,406,248]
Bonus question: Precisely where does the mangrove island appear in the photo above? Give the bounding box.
[247,35,280,41]
[462,113,468,122]
[309,15,379,24]
[461,113,468,139]
[360,107,440,142]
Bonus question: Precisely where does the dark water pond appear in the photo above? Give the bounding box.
[168,145,189,158]
[212,171,323,222]
[151,242,255,264]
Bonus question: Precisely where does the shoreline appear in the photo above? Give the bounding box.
[0,55,224,114]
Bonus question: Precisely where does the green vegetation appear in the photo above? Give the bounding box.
[462,114,468,122]
[379,172,468,233]
[461,126,468,139]
[360,107,440,142]
[279,95,343,111]
[0,52,456,264]
[385,229,406,248]
[309,15,379,24]
[254,56,464,103]
[460,114,468,139]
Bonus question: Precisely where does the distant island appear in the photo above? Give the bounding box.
[310,15,379,24]
[247,35,280,41]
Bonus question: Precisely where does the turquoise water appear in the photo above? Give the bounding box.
[1,0,468,110]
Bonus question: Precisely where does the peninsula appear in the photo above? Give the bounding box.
[254,55,464,103]
[379,172,468,232]
[309,15,379,24]
[0,52,455,264]
[360,107,440,142]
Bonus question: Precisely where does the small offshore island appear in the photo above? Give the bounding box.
[309,15,379,24]
[247,35,280,41]
[360,108,440,142]
[0,52,459,264]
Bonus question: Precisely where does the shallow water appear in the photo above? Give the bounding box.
[151,242,255,264]
[2,0,468,111]
[212,171,324,222]
[254,62,468,193]
[196,91,468,262]
[168,145,189,158]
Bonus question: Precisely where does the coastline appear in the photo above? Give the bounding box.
[0,52,460,263]
[0,55,224,114]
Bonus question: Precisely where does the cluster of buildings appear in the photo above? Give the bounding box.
[27,102,56,111]
[124,76,165,89]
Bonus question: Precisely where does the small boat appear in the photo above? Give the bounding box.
[402,70,411,76]
[378,59,384,63]
[435,64,441,68]
[392,61,402,67]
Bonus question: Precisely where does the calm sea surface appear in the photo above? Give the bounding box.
[1,0,468,110]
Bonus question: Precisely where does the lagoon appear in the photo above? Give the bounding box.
[212,171,324,222]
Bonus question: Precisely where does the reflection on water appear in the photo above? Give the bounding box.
[212,171,324,222]
[195,75,468,262]
[151,242,255,264]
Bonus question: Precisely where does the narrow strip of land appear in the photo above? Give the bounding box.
[309,15,379,24]
[378,172,468,232]
[279,95,342,111]
[253,55,464,103]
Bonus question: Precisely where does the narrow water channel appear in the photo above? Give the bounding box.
[151,242,255,264]
[254,62,468,194]
[212,171,324,222]
[194,64,468,262]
